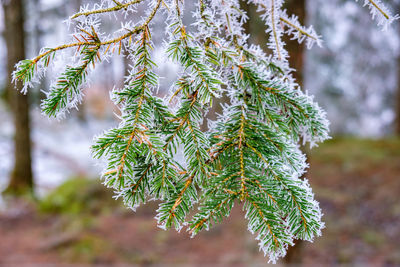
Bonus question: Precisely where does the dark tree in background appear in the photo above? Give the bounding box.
[397,23,400,135]
[283,0,306,264]
[284,0,306,85]
[241,1,308,262]
[397,52,400,134]
[2,0,34,196]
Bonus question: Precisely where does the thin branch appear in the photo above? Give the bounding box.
[368,0,389,19]
[71,0,143,19]
[279,17,317,41]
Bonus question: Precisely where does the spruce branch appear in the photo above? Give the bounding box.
[13,0,397,263]
[42,44,100,117]
[13,0,163,92]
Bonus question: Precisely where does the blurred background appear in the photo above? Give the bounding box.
[0,0,399,265]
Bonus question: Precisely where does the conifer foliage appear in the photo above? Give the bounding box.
[13,0,397,262]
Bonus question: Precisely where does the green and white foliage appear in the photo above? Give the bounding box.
[13,0,397,263]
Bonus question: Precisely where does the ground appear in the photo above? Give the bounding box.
[0,138,399,266]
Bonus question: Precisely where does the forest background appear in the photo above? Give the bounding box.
[0,0,399,265]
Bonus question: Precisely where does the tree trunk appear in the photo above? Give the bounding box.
[284,0,306,86]
[283,0,306,264]
[3,0,34,196]
[396,32,400,135]
[241,0,307,263]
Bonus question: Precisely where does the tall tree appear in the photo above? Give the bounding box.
[397,5,400,135]
[283,0,306,264]
[3,0,34,196]
[284,0,306,85]
[397,44,400,134]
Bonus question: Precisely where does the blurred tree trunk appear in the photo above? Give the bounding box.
[240,3,307,263]
[284,0,306,85]
[70,0,87,122]
[3,0,34,196]
[396,31,400,135]
[31,0,46,105]
[283,0,306,264]
[241,2,307,263]
[393,3,400,135]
